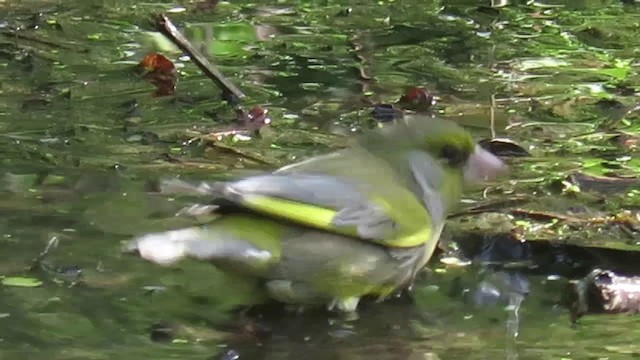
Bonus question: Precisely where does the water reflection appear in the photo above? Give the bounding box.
[1,0,640,359]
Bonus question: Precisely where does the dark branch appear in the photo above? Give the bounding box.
[154,13,246,105]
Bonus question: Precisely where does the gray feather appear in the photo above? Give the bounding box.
[224,174,367,208]
[223,174,397,239]
[407,151,446,224]
[332,204,397,239]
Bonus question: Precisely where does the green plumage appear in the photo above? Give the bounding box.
[124,116,506,314]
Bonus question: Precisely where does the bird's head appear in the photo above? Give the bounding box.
[363,116,507,184]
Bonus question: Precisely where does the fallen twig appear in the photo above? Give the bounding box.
[205,141,276,166]
[28,236,83,286]
[1,30,81,50]
[449,195,533,218]
[508,208,640,231]
[30,236,59,270]
[154,13,246,104]
[349,33,374,82]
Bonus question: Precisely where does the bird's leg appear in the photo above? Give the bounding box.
[327,297,361,321]
[267,281,361,320]
[265,280,325,305]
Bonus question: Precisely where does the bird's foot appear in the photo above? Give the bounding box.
[327,297,360,321]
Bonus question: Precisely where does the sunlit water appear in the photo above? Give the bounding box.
[1,0,640,359]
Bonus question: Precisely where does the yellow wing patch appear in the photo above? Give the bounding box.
[242,194,430,248]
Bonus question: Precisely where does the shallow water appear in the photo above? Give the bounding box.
[2,0,640,359]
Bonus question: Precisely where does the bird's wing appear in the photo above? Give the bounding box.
[171,150,437,248]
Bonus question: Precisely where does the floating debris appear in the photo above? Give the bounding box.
[397,87,436,112]
[1,276,43,287]
[478,138,530,157]
[137,52,177,97]
[566,269,640,322]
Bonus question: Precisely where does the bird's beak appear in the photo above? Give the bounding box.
[463,145,507,183]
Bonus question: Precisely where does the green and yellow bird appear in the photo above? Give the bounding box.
[124,116,506,315]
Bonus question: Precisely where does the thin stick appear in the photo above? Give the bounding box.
[1,31,80,50]
[154,13,246,103]
[29,236,59,270]
[490,93,497,138]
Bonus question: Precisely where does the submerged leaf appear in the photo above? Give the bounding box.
[139,52,176,73]
[1,276,43,287]
[137,52,177,97]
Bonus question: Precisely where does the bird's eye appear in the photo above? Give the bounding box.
[440,144,466,166]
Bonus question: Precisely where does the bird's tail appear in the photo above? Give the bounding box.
[158,178,225,197]
[157,178,231,217]
[122,225,274,272]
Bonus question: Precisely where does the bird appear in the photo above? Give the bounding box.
[123,115,507,317]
